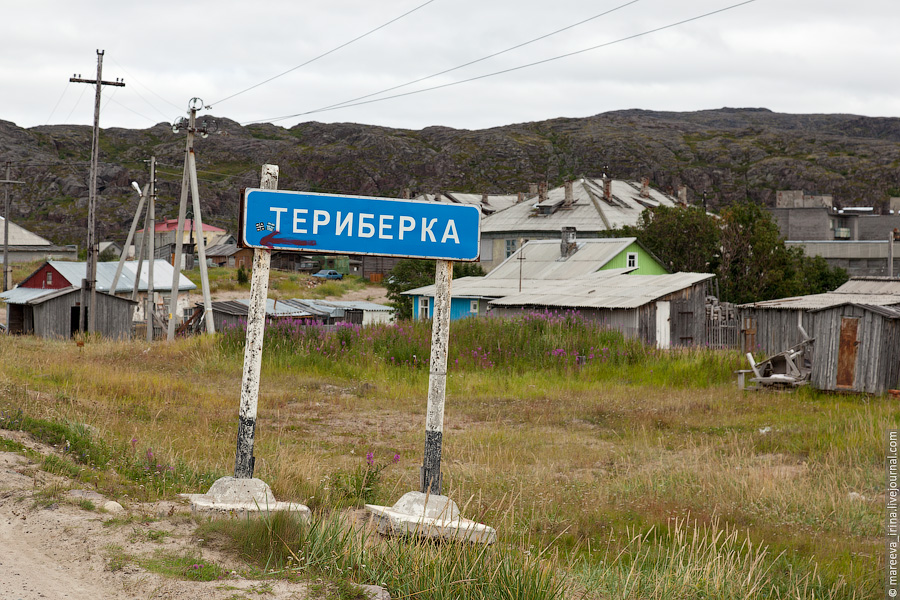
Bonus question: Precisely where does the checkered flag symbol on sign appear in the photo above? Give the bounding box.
[255,222,265,232]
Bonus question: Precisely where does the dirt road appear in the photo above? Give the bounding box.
[0,431,386,600]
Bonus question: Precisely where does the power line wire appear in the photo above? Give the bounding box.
[64,85,90,124]
[107,97,159,124]
[44,81,72,125]
[110,57,184,117]
[209,0,440,108]
[252,0,759,125]
[305,0,642,115]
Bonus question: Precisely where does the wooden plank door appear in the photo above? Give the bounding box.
[656,301,671,349]
[836,317,859,389]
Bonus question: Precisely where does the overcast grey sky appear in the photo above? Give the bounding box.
[3,0,898,132]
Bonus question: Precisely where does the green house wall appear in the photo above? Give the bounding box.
[598,242,668,275]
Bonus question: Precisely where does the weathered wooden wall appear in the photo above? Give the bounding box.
[32,291,134,340]
[811,305,900,394]
[738,308,816,356]
[665,281,709,346]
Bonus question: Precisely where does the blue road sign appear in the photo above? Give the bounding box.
[241,189,481,261]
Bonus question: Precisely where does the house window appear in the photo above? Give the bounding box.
[505,239,518,258]
[228,257,235,267]
[45,272,53,286]
[627,252,638,268]
[470,300,479,314]
[480,239,493,261]
[418,297,430,320]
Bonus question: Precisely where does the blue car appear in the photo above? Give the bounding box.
[312,269,343,280]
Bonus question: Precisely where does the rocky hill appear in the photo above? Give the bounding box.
[2,107,900,248]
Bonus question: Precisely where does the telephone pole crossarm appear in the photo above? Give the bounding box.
[68,77,125,87]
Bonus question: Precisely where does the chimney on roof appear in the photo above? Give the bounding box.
[482,192,490,206]
[403,188,410,199]
[640,177,650,198]
[604,177,612,201]
[517,191,525,203]
[539,182,548,203]
[564,181,574,206]
[529,183,538,198]
[677,185,687,205]
[561,227,577,258]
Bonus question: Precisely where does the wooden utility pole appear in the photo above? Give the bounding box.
[70,50,124,333]
[1,162,24,292]
[167,98,215,340]
[147,157,156,341]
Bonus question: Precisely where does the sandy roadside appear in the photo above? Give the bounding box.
[0,430,390,600]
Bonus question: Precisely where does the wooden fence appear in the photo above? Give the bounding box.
[706,317,740,348]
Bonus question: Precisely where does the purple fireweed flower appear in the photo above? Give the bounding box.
[366,451,375,465]
[392,454,400,463]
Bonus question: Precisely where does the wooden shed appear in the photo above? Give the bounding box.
[738,290,900,356]
[4,286,136,340]
[488,272,713,348]
[809,303,900,394]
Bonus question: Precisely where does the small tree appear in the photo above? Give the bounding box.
[621,205,721,273]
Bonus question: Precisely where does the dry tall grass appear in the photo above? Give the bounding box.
[0,331,885,598]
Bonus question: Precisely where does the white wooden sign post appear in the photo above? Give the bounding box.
[234,164,278,478]
[421,259,452,494]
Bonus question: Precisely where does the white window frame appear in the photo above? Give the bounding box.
[627,252,638,269]
[505,239,517,258]
[470,300,479,313]
[419,297,430,319]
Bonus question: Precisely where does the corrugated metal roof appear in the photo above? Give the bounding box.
[740,293,900,310]
[404,268,639,299]
[206,243,240,257]
[808,303,900,318]
[47,260,196,293]
[211,299,314,318]
[481,179,678,234]
[140,219,226,233]
[489,239,636,280]
[323,300,394,312]
[833,277,900,295]
[489,273,713,310]
[413,192,520,215]
[0,286,75,304]
[210,298,393,319]
[0,285,137,306]
[237,299,313,317]
[0,217,55,246]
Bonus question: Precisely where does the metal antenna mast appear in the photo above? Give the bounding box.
[1,162,24,292]
[70,50,124,333]
[167,98,216,340]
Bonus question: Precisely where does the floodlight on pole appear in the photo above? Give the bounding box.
[131,181,142,195]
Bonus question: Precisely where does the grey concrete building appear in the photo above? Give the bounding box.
[772,192,900,277]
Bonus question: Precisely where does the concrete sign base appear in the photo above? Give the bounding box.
[365,491,496,544]
[182,476,310,520]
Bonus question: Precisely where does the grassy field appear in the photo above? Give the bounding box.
[0,313,889,599]
[181,265,373,300]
